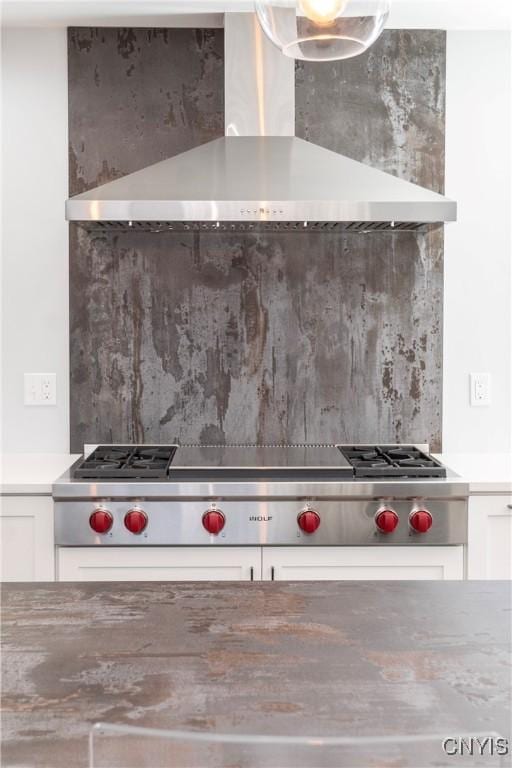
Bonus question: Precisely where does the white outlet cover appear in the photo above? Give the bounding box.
[24,373,57,406]
[470,372,491,407]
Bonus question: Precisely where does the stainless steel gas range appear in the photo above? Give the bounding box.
[53,445,468,548]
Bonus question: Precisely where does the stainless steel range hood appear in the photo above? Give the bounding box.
[66,14,456,230]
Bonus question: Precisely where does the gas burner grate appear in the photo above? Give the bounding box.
[74,445,177,479]
[339,445,446,478]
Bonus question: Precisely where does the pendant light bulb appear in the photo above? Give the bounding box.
[255,0,391,61]
[299,0,347,25]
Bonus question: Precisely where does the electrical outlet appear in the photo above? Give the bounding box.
[470,373,491,407]
[24,373,57,406]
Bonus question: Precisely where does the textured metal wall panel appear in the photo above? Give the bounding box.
[296,30,446,193]
[68,27,225,196]
[69,29,445,452]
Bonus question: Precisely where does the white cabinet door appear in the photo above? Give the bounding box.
[0,496,55,581]
[468,496,512,579]
[263,546,464,581]
[57,547,261,581]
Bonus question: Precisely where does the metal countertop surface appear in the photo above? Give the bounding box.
[1,581,510,767]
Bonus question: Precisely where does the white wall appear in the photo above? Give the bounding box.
[1,28,69,452]
[443,30,512,452]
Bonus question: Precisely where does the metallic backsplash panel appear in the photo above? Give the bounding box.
[69,29,445,452]
[68,28,224,196]
[296,31,446,193]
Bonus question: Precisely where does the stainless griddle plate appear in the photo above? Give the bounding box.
[171,444,352,473]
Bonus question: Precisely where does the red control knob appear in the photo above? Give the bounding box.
[124,508,148,534]
[202,509,225,535]
[409,509,433,533]
[89,508,113,534]
[375,508,399,534]
[298,509,321,534]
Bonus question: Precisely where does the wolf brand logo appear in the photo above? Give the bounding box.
[249,515,272,522]
[442,737,509,757]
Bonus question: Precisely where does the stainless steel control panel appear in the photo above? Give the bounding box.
[55,498,468,547]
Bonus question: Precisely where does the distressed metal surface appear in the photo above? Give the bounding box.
[69,29,445,453]
[70,227,442,449]
[2,582,510,767]
[294,29,446,452]
[68,27,224,196]
[296,31,446,194]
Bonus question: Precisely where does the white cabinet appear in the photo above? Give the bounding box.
[57,546,261,582]
[467,496,512,579]
[59,545,465,582]
[0,496,55,581]
[262,546,464,581]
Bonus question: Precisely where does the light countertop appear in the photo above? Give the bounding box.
[0,451,510,496]
[0,453,80,495]
[434,452,512,494]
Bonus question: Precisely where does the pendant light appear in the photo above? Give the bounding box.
[254,0,391,62]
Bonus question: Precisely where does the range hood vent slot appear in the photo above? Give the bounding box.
[80,219,432,234]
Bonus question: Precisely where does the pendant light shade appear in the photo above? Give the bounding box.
[254,0,390,62]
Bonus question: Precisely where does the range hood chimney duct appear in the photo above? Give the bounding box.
[224,13,295,138]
